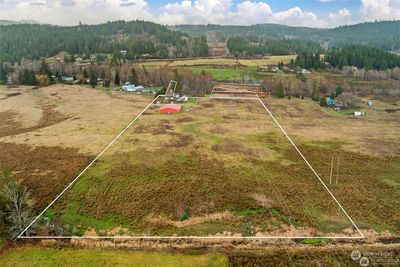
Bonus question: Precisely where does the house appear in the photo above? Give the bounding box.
[159,104,182,114]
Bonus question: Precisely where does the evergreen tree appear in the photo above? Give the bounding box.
[335,86,343,97]
[28,71,38,85]
[320,97,328,107]
[0,62,7,84]
[275,81,285,98]
[173,69,182,91]
[38,59,51,76]
[89,70,97,88]
[129,68,139,85]
[311,80,319,101]
[114,72,120,86]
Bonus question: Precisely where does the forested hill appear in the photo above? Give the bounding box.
[174,21,400,51]
[0,20,209,62]
[173,24,323,41]
[321,21,400,51]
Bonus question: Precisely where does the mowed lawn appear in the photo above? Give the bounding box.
[0,247,228,267]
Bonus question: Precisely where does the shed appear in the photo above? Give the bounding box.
[159,104,182,114]
[326,97,335,106]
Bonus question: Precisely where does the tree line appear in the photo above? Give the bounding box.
[325,45,400,70]
[0,20,209,63]
[227,36,322,58]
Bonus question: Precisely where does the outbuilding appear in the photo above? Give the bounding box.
[159,104,182,114]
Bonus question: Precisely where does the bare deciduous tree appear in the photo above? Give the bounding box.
[1,181,35,238]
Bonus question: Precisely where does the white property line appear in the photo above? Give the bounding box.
[17,96,161,238]
[19,94,364,240]
[210,96,259,100]
[18,235,363,240]
[256,97,364,239]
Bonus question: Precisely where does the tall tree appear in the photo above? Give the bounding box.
[276,81,285,98]
[89,70,97,88]
[114,72,120,86]
[129,68,139,85]
[311,80,319,101]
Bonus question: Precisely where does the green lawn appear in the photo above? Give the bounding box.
[0,248,228,267]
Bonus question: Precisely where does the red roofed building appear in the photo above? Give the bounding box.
[159,104,182,113]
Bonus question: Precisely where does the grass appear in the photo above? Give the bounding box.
[137,56,296,68]
[183,122,222,144]
[19,95,400,237]
[0,247,228,267]
[301,238,325,245]
[235,209,266,216]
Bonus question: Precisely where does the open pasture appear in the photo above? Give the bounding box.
[31,95,359,238]
[0,84,153,209]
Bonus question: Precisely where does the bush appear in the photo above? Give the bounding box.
[336,93,362,109]
[37,75,51,87]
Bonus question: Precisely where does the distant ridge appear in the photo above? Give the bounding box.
[0,19,40,25]
[174,20,400,51]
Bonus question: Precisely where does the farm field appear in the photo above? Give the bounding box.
[29,94,362,238]
[0,84,398,246]
[0,84,153,209]
[137,55,296,68]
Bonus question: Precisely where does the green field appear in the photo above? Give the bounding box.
[0,248,227,267]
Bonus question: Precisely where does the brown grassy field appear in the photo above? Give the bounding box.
[1,84,399,240]
[0,84,153,207]
[32,96,371,238]
[137,56,296,68]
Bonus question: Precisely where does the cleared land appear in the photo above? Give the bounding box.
[0,84,153,208]
[137,56,296,68]
[1,84,399,240]
[31,96,359,238]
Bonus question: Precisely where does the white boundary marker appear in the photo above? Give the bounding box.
[18,94,364,240]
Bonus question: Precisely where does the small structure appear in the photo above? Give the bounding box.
[122,83,144,92]
[300,69,311,75]
[159,104,182,114]
[326,97,336,106]
[353,111,366,116]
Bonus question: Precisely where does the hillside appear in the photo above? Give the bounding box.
[0,20,208,62]
[174,21,400,51]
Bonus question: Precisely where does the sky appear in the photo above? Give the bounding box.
[0,0,399,28]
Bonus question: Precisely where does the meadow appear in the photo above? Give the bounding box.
[35,96,363,238]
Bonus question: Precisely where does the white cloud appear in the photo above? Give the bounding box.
[0,0,361,27]
[327,8,353,26]
[159,0,326,27]
[360,0,400,20]
[0,0,153,25]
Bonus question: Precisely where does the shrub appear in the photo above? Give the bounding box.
[336,93,362,109]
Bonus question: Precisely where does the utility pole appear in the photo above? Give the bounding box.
[329,156,334,185]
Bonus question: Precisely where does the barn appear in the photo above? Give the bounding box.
[159,104,182,114]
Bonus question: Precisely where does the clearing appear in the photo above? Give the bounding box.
[27,94,361,238]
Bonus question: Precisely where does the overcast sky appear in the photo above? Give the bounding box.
[0,0,399,28]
